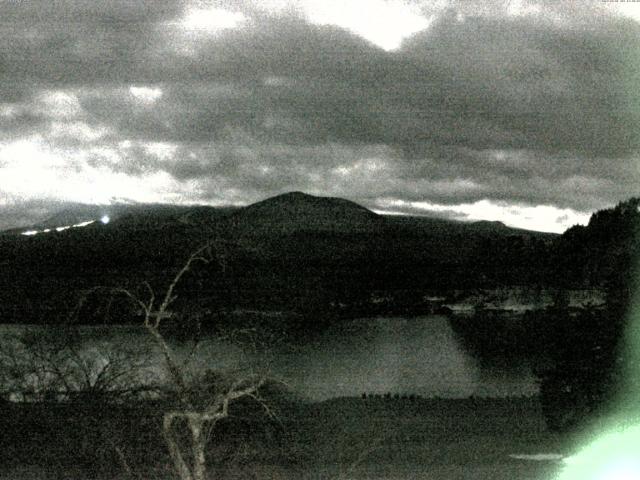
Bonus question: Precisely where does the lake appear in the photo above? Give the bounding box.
[0,316,539,401]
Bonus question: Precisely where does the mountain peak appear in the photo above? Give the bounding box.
[231,192,382,234]
[471,220,508,229]
[278,191,310,198]
[257,191,346,203]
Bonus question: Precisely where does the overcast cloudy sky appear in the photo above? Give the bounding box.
[0,0,638,233]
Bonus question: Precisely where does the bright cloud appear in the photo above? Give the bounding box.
[0,104,18,118]
[505,0,543,17]
[34,91,83,119]
[49,121,109,142]
[167,5,249,55]
[129,86,163,104]
[603,2,640,23]
[0,136,180,205]
[375,198,591,233]
[0,137,65,198]
[144,142,178,160]
[179,6,247,33]
[301,0,431,50]
[332,158,388,176]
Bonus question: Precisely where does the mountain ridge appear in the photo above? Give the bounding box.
[226,191,384,234]
[3,192,552,237]
[0,193,635,325]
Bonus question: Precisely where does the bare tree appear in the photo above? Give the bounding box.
[0,325,161,474]
[0,326,154,403]
[100,241,270,480]
[0,241,276,479]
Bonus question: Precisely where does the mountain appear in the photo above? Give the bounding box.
[31,204,113,229]
[0,191,566,325]
[226,192,384,234]
[468,220,512,234]
[3,203,240,235]
[2,193,549,239]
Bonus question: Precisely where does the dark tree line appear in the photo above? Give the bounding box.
[537,198,640,431]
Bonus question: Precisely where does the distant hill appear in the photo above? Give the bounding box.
[382,215,551,238]
[0,191,577,325]
[226,192,384,234]
[469,220,514,234]
[2,192,550,239]
[2,203,239,235]
[31,204,113,229]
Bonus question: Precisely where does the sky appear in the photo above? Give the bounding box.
[0,0,639,233]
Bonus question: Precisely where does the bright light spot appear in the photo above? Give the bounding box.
[558,425,640,480]
[509,453,564,461]
[73,220,95,228]
[100,215,110,224]
[603,2,640,23]
[129,86,163,104]
[375,198,590,233]
[19,219,99,237]
[606,463,640,480]
[301,0,431,50]
[180,7,246,32]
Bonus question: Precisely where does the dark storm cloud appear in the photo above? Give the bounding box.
[398,11,640,157]
[1,0,639,230]
[0,0,184,92]
[2,1,638,150]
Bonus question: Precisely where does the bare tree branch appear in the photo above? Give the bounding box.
[45,239,275,480]
[154,242,215,326]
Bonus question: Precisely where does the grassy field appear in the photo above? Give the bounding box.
[0,396,568,479]
[289,396,566,480]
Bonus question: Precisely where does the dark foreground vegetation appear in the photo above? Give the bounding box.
[0,395,561,480]
[450,305,628,433]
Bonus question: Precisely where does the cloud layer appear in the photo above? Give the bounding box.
[1,0,638,232]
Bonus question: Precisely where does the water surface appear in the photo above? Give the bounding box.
[0,316,539,400]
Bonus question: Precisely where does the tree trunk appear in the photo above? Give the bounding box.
[163,412,211,480]
[190,416,207,480]
[163,413,194,480]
